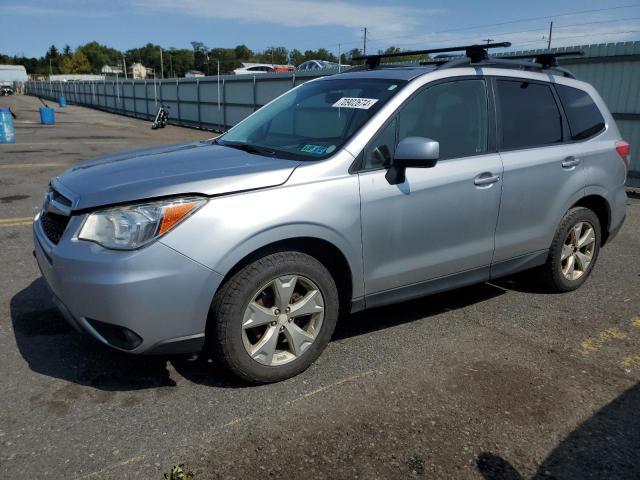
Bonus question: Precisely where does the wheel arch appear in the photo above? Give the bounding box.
[571,194,611,244]
[214,236,356,317]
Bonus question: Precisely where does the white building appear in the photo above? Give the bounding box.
[0,64,28,86]
[101,65,123,75]
[128,63,152,79]
[185,70,205,78]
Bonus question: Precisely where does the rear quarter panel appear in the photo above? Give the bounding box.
[563,81,628,233]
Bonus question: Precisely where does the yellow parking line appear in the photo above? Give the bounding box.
[0,163,64,169]
[0,221,33,228]
[0,217,34,224]
[0,217,33,228]
[622,354,640,369]
[579,327,627,354]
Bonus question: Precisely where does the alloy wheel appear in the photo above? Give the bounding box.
[561,221,596,281]
[242,275,325,366]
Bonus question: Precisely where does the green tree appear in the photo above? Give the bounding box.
[289,48,305,66]
[165,48,195,77]
[126,43,163,75]
[208,47,240,72]
[77,41,121,73]
[46,45,59,59]
[59,51,92,73]
[377,47,430,64]
[190,41,209,72]
[345,48,363,62]
[234,44,253,61]
[300,48,337,63]
[258,46,288,65]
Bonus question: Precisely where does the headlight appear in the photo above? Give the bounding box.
[78,196,207,250]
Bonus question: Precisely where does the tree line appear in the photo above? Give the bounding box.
[0,42,430,77]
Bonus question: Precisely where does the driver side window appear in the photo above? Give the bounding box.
[361,79,488,170]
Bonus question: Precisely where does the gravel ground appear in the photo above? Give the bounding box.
[0,95,638,479]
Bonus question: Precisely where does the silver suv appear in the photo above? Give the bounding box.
[34,48,629,383]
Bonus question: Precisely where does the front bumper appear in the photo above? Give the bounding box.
[33,214,223,354]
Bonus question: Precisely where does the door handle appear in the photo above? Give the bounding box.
[562,156,581,169]
[474,173,500,186]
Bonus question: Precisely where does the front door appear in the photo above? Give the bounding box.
[358,78,503,305]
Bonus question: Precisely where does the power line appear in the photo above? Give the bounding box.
[513,29,640,47]
[361,3,640,47]
[435,4,640,33]
[364,17,640,51]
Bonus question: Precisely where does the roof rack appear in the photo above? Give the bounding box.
[493,51,583,77]
[352,42,511,69]
[500,51,583,68]
[350,42,583,78]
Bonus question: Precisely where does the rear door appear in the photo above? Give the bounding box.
[492,77,585,267]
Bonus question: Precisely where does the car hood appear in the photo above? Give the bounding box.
[53,141,301,211]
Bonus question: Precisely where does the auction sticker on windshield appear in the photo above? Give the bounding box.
[332,97,379,109]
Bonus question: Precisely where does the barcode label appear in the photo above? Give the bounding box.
[332,97,379,109]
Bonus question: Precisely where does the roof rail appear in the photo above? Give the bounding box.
[349,42,582,78]
[420,49,583,78]
[352,42,512,69]
[501,51,583,68]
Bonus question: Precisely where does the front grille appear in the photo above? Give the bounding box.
[40,212,70,244]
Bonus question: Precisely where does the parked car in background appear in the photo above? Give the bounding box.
[0,85,14,96]
[272,65,295,72]
[233,63,274,75]
[297,60,341,71]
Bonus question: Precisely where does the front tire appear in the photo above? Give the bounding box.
[540,207,601,292]
[210,251,339,383]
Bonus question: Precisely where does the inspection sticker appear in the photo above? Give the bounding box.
[332,97,379,109]
[301,144,328,155]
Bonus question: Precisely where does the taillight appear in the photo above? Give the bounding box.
[616,140,630,172]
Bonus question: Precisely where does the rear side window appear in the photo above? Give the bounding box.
[556,84,606,140]
[497,80,563,150]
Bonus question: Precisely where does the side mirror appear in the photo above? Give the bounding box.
[385,137,439,185]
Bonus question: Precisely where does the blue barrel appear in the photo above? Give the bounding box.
[39,107,55,125]
[58,96,67,107]
[0,108,15,143]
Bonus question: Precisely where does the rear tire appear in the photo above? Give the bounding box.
[540,207,601,292]
[209,251,339,383]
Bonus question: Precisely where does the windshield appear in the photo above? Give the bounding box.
[217,78,407,160]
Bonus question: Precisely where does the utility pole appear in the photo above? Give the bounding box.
[547,21,554,49]
[483,38,493,45]
[122,54,127,79]
[160,47,164,79]
[49,58,53,76]
[217,60,220,111]
[338,43,342,72]
[363,27,368,56]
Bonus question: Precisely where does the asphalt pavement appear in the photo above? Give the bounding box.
[0,95,638,479]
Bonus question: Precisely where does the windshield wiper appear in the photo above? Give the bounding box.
[216,140,276,157]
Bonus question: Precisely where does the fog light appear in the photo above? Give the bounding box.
[86,319,142,350]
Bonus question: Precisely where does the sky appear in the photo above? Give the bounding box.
[1,0,640,58]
